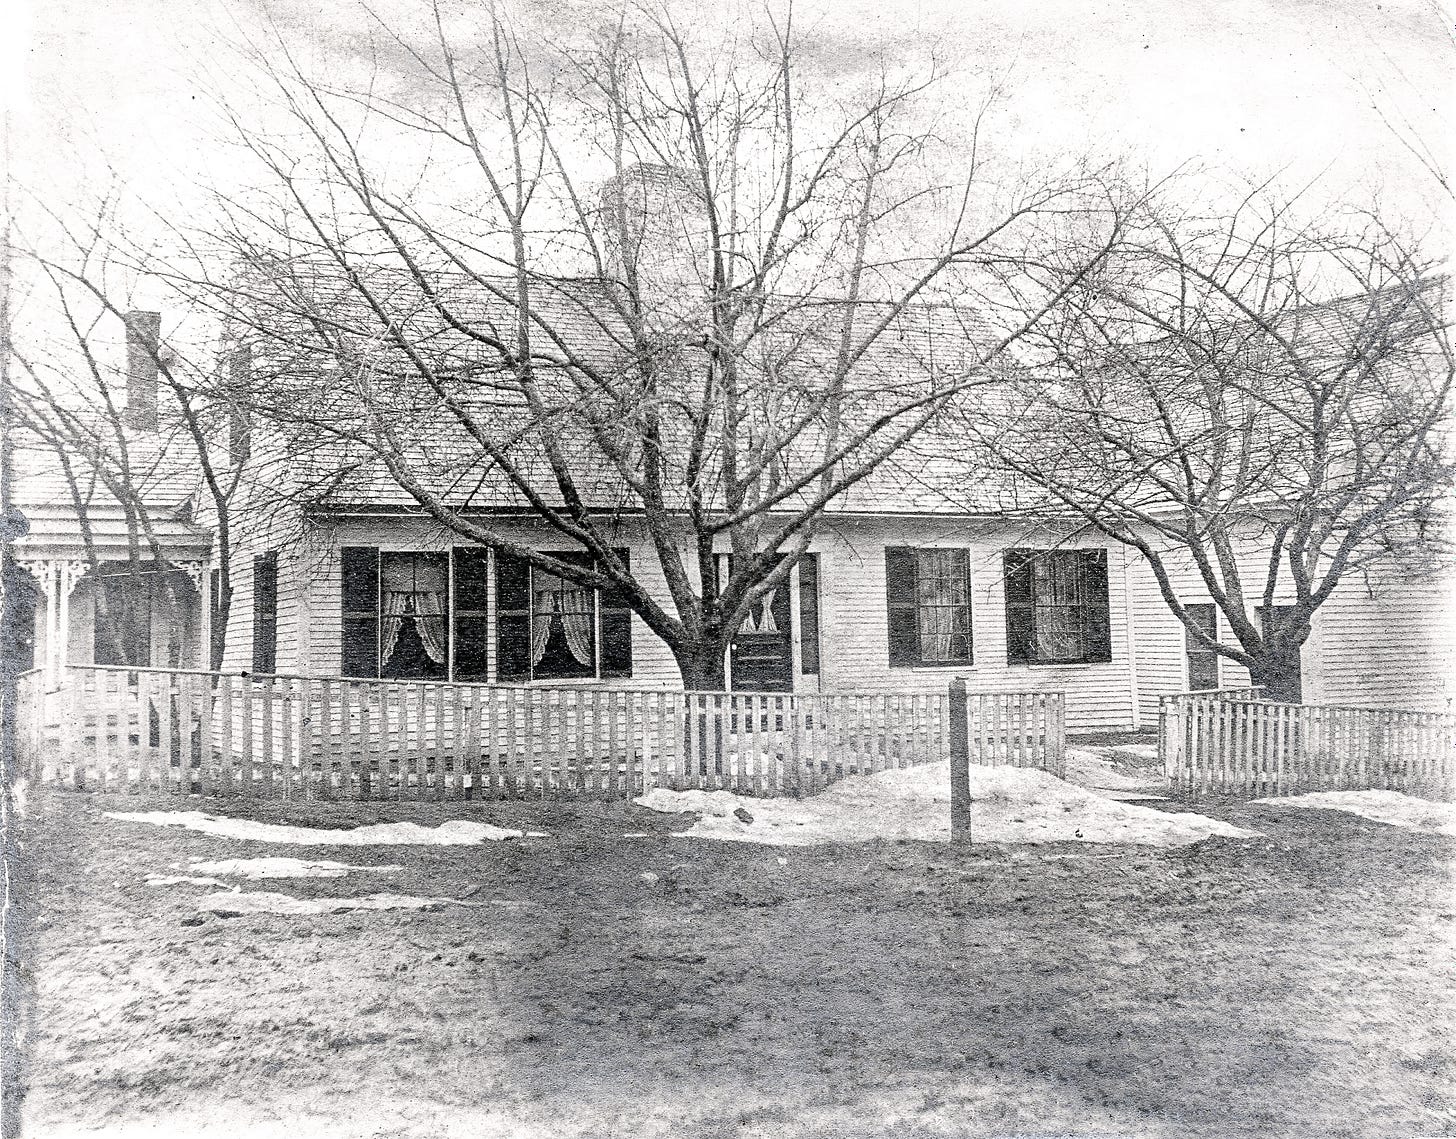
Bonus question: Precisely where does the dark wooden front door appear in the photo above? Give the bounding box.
[730,574,793,692]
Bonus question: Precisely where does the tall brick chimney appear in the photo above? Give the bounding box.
[598,164,711,324]
[124,310,162,431]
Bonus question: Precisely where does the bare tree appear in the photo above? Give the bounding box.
[190,0,1129,687]
[965,191,1453,701]
[11,194,245,670]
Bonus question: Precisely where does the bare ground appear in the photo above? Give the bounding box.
[11,784,1455,1139]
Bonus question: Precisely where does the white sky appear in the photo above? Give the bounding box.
[6,0,1454,243]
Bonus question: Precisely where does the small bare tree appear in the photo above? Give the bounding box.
[966,191,1453,701]
[192,0,1130,687]
[11,195,245,669]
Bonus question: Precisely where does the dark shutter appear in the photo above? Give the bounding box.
[885,547,919,665]
[600,548,633,678]
[452,547,491,681]
[252,551,278,674]
[1079,549,1112,663]
[1003,549,1036,665]
[340,546,379,678]
[494,551,531,681]
[798,553,820,675]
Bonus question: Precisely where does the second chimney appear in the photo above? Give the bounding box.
[124,310,162,430]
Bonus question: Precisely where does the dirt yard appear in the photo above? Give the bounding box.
[11,779,1456,1139]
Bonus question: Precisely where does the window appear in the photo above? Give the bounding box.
[799,554,821,675]
[1004,549,1111,665]
[496,549,632,682]
[379,553,449,679]
[885,547,972,666]
[340,545,632,682]
[1185,603,1219,691]
[252,552,278,674]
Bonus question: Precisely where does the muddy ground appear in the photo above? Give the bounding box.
[11,785,1455,1138]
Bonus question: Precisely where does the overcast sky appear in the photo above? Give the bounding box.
[7,0,1454,243]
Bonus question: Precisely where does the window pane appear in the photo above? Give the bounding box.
[454,547,491,612]
[380,553,449,679]
[495,552,530,611]
[454,614,490,682]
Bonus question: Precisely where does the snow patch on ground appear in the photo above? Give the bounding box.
[1256,790,1456,835]
[198,891,487,916]
[1063,748,1162,791]
[636,761,1257,847]
[146,875,235,890]
[188,857,404,879]
[105,812,547,845]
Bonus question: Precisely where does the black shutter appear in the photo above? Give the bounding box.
[600,548,633,678]
[885,547,919,665]
[495,550,532,681]
[340,546,379,678]
[1080,549,1112,663]
[1004,549,1036,664]
[252,551,278,674]
[452,547,491,681]
[799,553,821,675]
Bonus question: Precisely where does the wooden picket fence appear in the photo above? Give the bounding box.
[1160,692,1456,800]
[17,665,1065,802]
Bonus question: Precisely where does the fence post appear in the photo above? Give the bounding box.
[949,678,971,843]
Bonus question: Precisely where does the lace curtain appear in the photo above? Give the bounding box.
[380,556,447,668]
[531,588,594,666]
[916,549,968,660]
[1032,555,1083,660]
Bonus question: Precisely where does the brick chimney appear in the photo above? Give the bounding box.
[124,311,162,430]
[598,164,711,323]
[227,343,252,462]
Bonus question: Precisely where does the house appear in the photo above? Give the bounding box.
[13,178,1452,729]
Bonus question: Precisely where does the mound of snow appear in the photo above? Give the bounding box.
[1255,790,1456,835]
[636,761,1256,847]
[105,811,546,845]
[198,891,485,916]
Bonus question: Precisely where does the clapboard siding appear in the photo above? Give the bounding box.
[812,519,1135,731]
[218,510,305,675]
[254,513,1140,731]
[1128,541,1279,722]
[1307,567,1455,712]
[1127,533,1453,716]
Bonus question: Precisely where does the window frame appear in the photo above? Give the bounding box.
[1004,548,1112,667]
[494,549,632,683]
[885,546,974,667]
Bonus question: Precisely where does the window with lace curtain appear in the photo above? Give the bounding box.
[1003,548,1112,665]
[885,547,973,665]
[496,549,632,682]
[340,548,449,680]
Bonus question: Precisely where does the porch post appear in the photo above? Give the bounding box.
[174,560,207,670]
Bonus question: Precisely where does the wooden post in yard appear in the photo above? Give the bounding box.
[949,678,971,844]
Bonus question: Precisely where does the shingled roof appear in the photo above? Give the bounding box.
[243,263,1043,518]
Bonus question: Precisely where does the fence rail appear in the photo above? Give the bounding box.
[1160,692,1456,800]
[18,665,1066,802]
